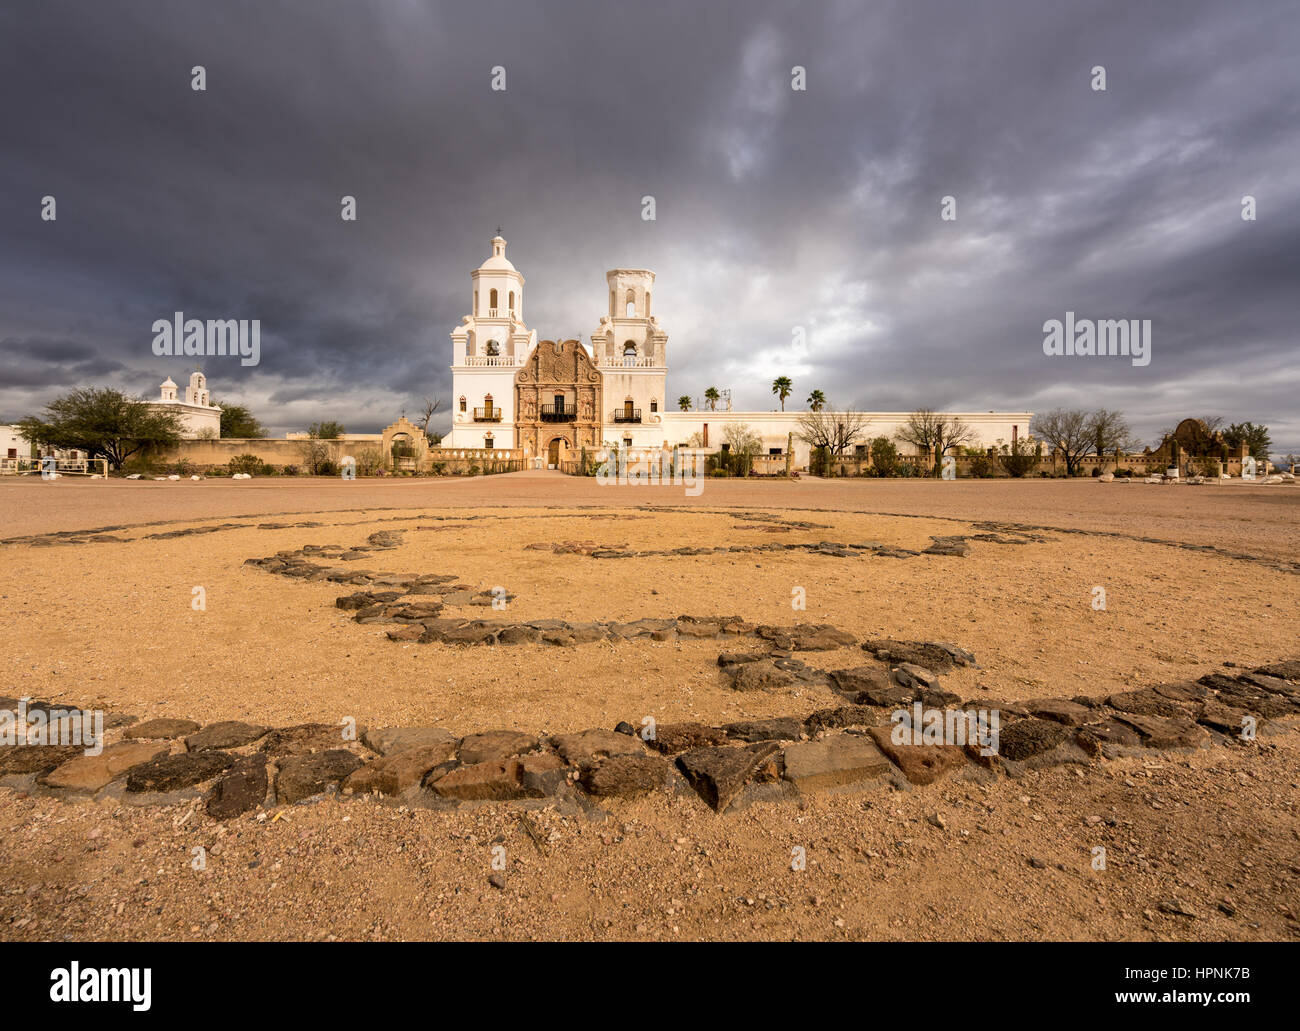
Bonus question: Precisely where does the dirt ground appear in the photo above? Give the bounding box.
[1,472,1297,941]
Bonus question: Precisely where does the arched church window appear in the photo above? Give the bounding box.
[645,292,651,316]
[459,396,467,412]
[508,291,515,314]
[623,342,636,367]
[625,289,635,317]
[489,288,498,313]
[486,341,500,356]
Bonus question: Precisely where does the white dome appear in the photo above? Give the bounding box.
[478,235,517,273]
[161,377,177,388]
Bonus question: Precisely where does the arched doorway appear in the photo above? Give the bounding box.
[547,437,565,468]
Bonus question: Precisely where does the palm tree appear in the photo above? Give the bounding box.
[772,376,793,411]
[677,395,692,412]
[704,387,720,411]
[807,390,827,412]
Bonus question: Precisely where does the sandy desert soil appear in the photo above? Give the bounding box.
[0,473,1297,940]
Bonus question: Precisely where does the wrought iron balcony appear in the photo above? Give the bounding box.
[540,403,576,421]
[612,408,642,424]
[473,407,502,422]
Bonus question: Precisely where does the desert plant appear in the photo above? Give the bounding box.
[869,436,899,476]
[228,454,266,476]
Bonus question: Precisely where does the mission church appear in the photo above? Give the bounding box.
[444,234,1031,469]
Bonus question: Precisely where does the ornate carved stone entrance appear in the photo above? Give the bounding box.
[514,339,602,461]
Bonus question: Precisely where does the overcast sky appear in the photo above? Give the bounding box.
[2,0,1297,455]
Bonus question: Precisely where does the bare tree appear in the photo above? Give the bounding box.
[1089,409,1139,460]
[893,409,974,476]
[797,408,872,468]
[419,397,443,443]
[1031,409,1093,476]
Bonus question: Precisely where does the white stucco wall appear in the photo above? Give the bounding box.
[659,411,1035,468]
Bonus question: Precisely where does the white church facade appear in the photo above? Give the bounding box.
[149,370,222,438]
[444,235,1031,468]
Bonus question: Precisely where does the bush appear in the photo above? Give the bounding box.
[1000,440,1038,478]
[967,453,996,478]
[280,464,299,476]
[354,446,384,476]
[318,460,339,477]
[869,437,899,477]
[1091,467,1102,477]
[229,454,266,476]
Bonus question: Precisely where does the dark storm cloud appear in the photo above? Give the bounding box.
[1,0,1296,454]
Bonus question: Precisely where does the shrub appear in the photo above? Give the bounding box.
[354,446,384,476]
[281,464,299,476]
[968,453,996,478]
[869,437,899,477]
[1000,439,1038,478]
[229,454,266,476]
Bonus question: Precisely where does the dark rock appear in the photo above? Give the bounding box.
[861,639,969,671]
[185,721,269,751]
[1025,699,1094,726]
[427,758,534,800]
[458,730,538,765]
[828,666,894,697]
[782,735,892,792]
[362,726,457,756]
[260,723,358,756]
[551,729,646,764]
[497,624,541,645]
[516,753,570,796]
[126,752,234,792]
[1254,659,1300,682]
[676,742,781,812]
[1112,713,1211,750]
[579,754,671,797]
[0,745,83,776]
[205,755,269,819]
[804,705,878,734]
[123,718,200,740]
[997,719,1069,761]
[1107,689,1191,719]
[644,722,727,755]
[723,717,806,742]
[277,750,364,802]
[342,743,457,795]
[1075,718,1143,757]
[723,662,796,692]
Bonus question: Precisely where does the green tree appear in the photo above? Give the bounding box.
[677,395,693,412]
[704,387,720,411]
[807,390,826,412]
[308,421,345,439]
[1224,422,1272,463]
[771,376,793,411]
[16,388,183,470]
[213,399,263,438]
[868,436,899,476]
